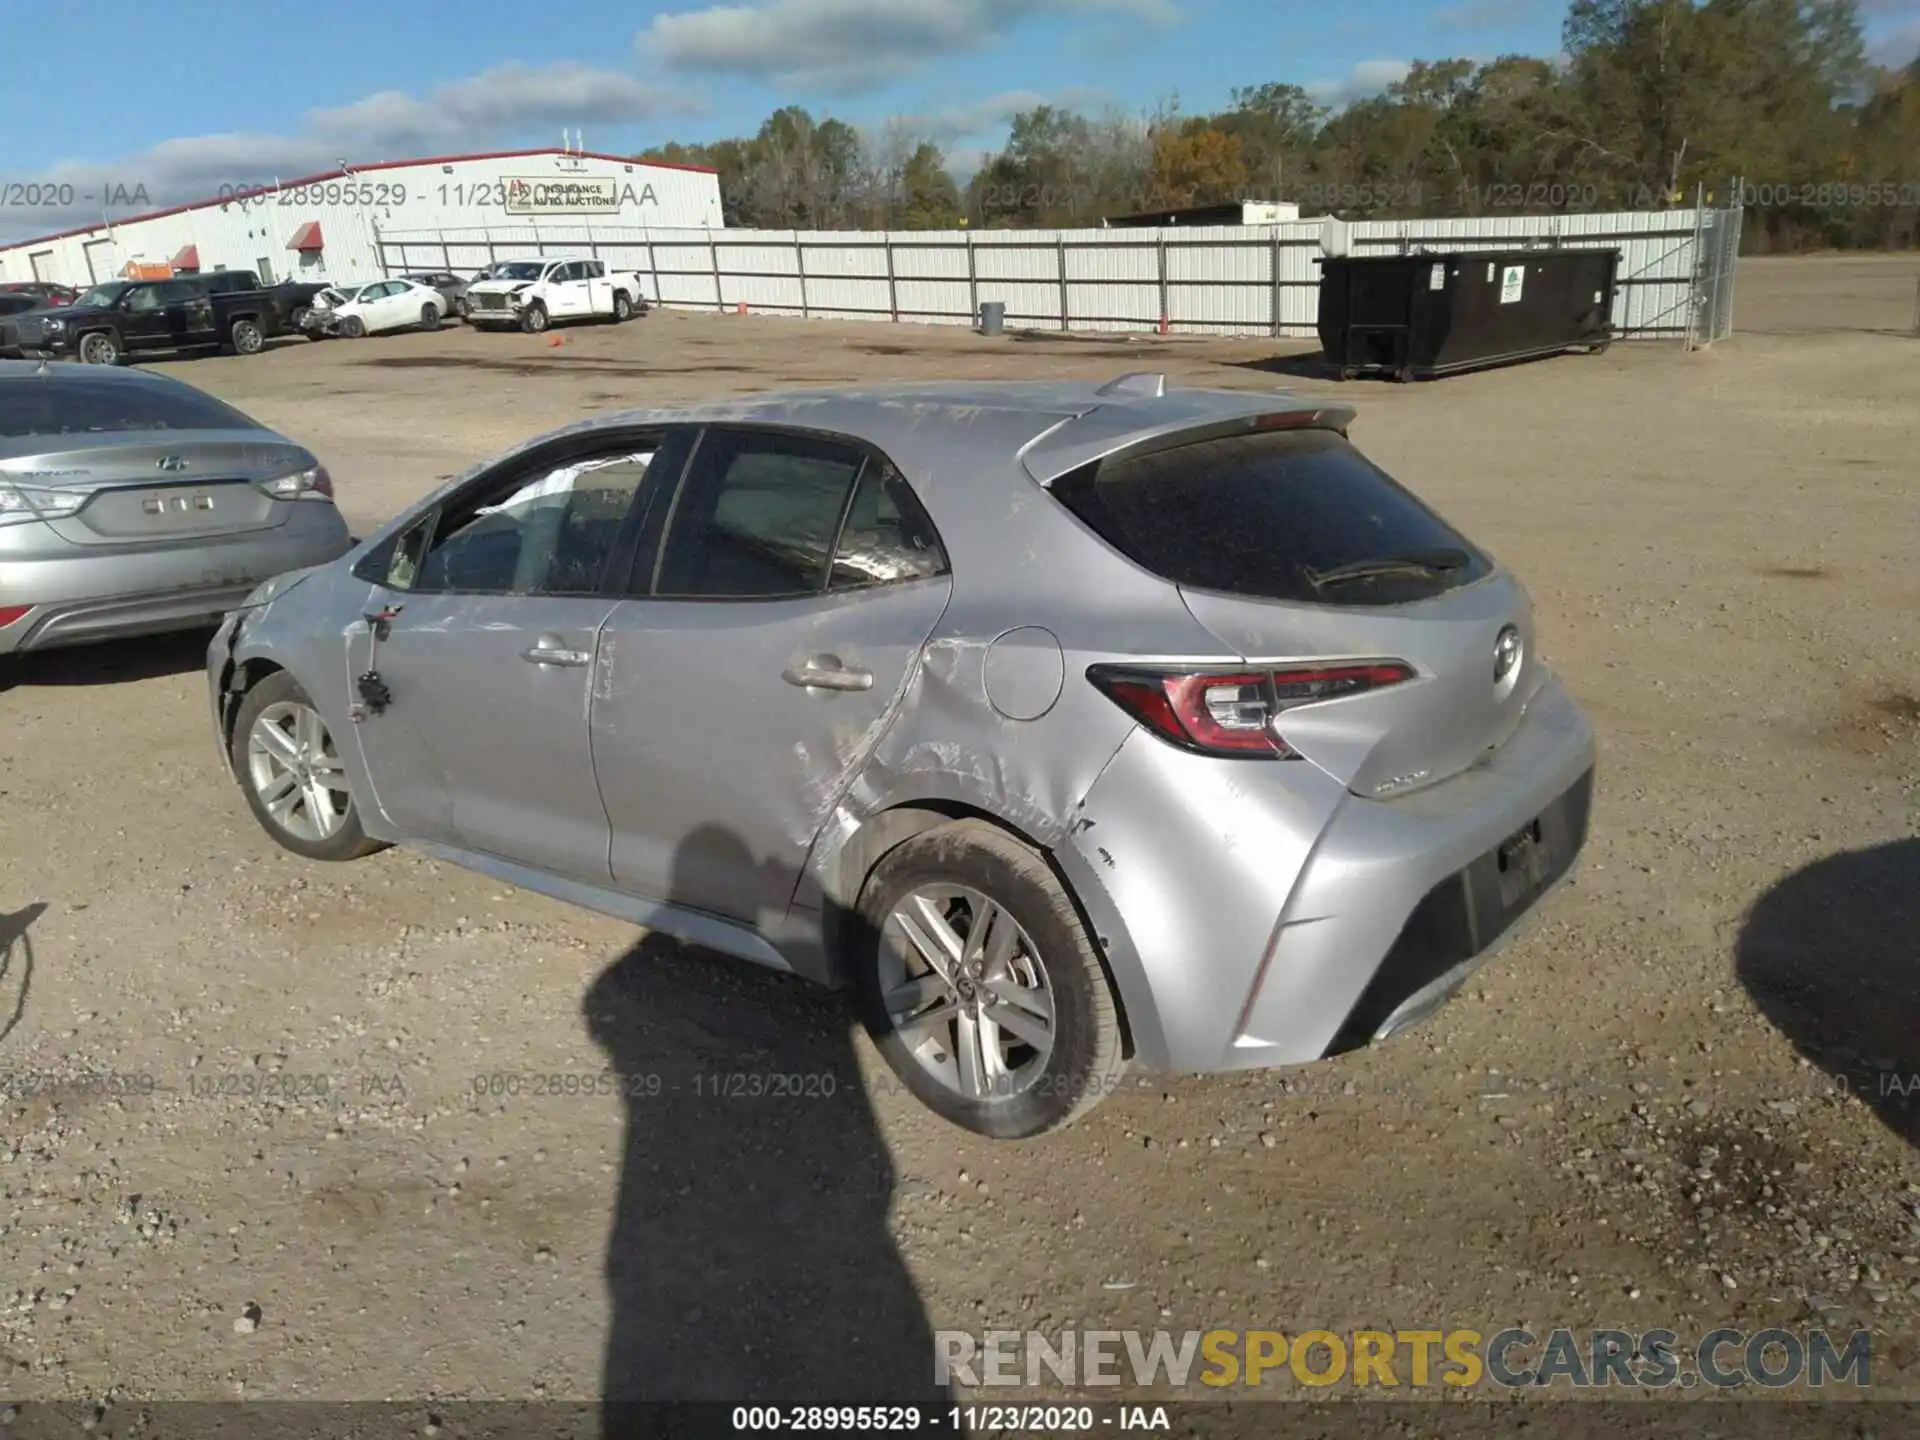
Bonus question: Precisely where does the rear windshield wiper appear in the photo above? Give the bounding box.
[1309,548,1472,589]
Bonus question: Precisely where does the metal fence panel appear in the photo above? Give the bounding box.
[374,206,1735,343]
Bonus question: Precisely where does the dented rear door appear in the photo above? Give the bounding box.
[590,426,951,930]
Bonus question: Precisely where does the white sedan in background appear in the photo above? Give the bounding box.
[312,278,447,338]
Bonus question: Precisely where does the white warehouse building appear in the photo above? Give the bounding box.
[0,146,722,290]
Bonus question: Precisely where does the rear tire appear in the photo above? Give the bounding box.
[420,304,440,331]
[231,671,387,864]
[851,819,1127,1139]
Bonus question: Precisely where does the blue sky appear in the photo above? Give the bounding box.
[2,0,1916,234]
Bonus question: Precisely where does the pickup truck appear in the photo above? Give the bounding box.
[463,256,647,333]
[41,271,318,365]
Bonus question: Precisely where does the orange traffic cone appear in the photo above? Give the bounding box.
[548,334,565,347]
[736,302,748,315]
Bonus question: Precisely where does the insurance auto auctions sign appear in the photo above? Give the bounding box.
[502,176,645,215]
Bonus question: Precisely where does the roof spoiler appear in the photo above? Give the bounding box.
[1020,393,1357,486]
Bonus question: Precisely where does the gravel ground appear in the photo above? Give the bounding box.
[0,253,1914,1420]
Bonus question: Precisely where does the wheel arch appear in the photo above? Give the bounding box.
[814,799,1149,1064]
[215,654,287,774]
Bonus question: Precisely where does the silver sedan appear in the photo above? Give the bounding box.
[207,378,1595,1138]
[1,361,353,656]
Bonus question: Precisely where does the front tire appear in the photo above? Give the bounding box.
[519,302,549,334]
[78,331,120,365]
[231,671,386,863]
[340,315,367,339]
[852,819,1127,1139]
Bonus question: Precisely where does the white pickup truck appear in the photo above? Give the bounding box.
[464,256,648,333]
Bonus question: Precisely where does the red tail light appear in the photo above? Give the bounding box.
[1088,660,1415,758]
[0,605,30,628]
[311,464,334,499]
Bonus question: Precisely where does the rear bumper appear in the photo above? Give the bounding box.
[0,510,350,655]
[1062,673,1597,1072]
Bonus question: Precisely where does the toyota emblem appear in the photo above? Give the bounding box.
[1493,625,1523,682]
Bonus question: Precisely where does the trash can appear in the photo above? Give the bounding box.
[979,301,1006,336]
[1316,248,1618,381]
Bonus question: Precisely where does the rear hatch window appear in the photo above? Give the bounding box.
[0,379,264,438]
[1051,428,1491,606]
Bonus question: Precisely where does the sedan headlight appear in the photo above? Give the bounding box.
[0,480,88,527]
[258,464,334,500]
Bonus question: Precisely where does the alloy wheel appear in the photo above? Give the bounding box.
[246,701,351,843]
[879,885,1056,1101]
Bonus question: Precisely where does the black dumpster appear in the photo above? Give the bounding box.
[1316,248,1618,381]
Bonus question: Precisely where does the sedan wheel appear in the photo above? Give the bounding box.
[341,315,367,339]
[854,819,1126,1138]
[231,672,386,862]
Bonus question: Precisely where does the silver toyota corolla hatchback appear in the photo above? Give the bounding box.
[208,377,1595,1138]
[1,361,351,656]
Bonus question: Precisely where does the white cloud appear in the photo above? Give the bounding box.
[882,86,1112,149]
[6,63,698,241]
[641,0,1183,93]
[1304,59,1413,109]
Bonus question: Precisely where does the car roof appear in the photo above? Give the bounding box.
[579,379,1339,484]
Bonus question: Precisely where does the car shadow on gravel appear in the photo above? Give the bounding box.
[585,825,945,1422]
[0,630,213,692]
[1736,838,1918,1147]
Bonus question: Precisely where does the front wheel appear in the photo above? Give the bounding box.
[454,296,470,320]
[340,315,366,339]
[78,331,120,365]
[231,671,387,863]
[519,302,549,334]
[852,819,1127,1139]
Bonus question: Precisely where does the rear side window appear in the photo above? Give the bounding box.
[654,429,867,599]
[0,378,264,437]
[1052,429,1490,605]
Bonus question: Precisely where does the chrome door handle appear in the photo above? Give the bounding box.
[523,644,591,667]
[782,656,873,692]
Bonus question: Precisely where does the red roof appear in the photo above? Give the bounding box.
[171,244,199,269]
[0,147,719,252]
[287,221,324,251]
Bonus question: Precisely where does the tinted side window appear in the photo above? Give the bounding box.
[410,445,659,596]
[829,465,948,589]
[1051,429,1490,606]
[654,430,866,599]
